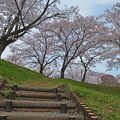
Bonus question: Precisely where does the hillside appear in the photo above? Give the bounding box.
[0,59,120,120]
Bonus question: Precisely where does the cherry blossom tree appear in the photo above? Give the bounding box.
[79,46,103,82]
[66,63,83,81]
[6,27,58,74]
[100,3,120,70]
[0,0,63,58]
[5,45,24,66]
[47,14,105,78]
[65,45,104,82]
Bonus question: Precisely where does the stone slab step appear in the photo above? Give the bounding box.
[0,112,84,120]
[13,108,63,112]
[16,91,67,99]
[0,91,68,99]
[13,108,75,113]
[16,97,68,102]
[6,84,63,93]
[12,100,75,109]
[0,100,75,109]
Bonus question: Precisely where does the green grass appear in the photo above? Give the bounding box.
[0,59,120,120]
[0,59,53,86]
[53,79,120,120]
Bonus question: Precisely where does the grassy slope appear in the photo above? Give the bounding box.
[0,59,120,120]
[0,59,59,87]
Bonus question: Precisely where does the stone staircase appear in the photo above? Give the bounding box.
[0,84,84,120]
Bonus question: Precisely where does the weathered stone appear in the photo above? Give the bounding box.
[0,112,84,120]
[56,93,62,101]
[53,88,57,94]
[60,104,67,113]
[5,100,12,112]
[12,85,18,91]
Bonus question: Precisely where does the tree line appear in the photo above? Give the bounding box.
[0,1,120,82]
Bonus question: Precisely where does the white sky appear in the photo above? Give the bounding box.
[1,0,120,76]
[60,0,119,16]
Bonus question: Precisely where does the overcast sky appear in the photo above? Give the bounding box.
[2,0,120,76]
[60,0,119,16]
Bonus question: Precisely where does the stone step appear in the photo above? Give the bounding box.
[0,91,68,100]
[0,84,85,119]
[13,108,65,112]
[16,91,67,99]
[6,84,63,93]
[13,108,76,113]
[0,100,75,110]
[16,97,69,102]
[9,100,75,109]
[0,112,84,120]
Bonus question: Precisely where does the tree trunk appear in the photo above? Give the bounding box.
[0,40,6,58]
[82,68,87,82]
[60,67,66,78]
[0,37,15,58]
[39,67,43,74]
